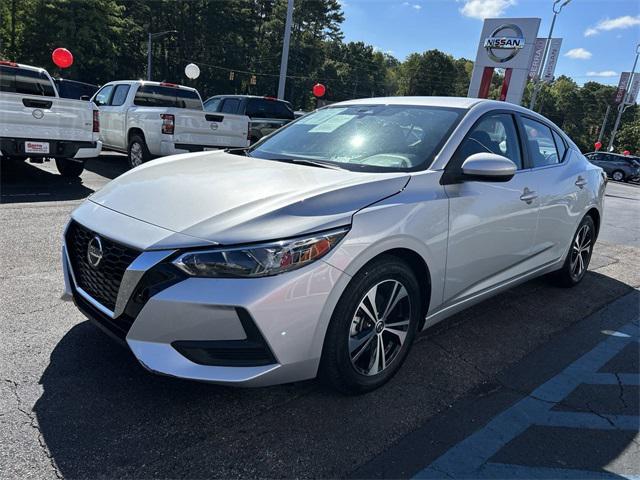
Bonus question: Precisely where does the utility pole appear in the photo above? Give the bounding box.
[608,43,640,152]
[529,0,571,111]
[147,30,178,81]
[597,104,611,145]
[277,0,294,100]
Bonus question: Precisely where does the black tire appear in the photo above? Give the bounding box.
[319,255,423,394]
[551,215,596,287]
[127,134,151,169]
[55,158,84,178]
[611,170,625,182]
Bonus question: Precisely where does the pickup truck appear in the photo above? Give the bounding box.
[0,61,102,177]
[92,81,250,168]
[203,95,295,143]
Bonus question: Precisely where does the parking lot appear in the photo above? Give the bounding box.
[1,154,639,479]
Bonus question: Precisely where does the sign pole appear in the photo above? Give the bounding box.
[277,0,294,100]
[608,44,640,152]
[597,104,611,146]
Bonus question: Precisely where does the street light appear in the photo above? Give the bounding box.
[147,30,178,81]
[607,43,640,152]
[529,0,572,111]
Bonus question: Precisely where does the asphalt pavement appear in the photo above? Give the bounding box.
[1,154,639,479]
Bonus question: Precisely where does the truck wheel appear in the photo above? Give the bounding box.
[128,135,151,169]
[55,158,84,178]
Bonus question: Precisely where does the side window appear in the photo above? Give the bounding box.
[456,113,522,169]
[204,97,221,112]
[522,117,559,168]
[552,130,567,162]
[94,85,114,106]
[220,98,240,114]
[110,85,130,106]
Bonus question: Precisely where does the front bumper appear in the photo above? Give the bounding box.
[62,227,349,387]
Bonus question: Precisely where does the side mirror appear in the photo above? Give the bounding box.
[80,95,90,101]
[461,153,517,182]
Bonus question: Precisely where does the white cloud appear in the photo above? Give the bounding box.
[586,70,618,78]
[459,0,516,20]
[402,2,422,10]
[584,15,640,36]
[564,48,592,60]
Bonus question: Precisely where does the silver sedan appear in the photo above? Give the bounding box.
[62,97,606,393]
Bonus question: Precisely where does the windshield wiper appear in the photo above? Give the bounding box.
[267,157,345,170]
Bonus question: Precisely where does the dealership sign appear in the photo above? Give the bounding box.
[614,72,631,104]
[542,38,563,82]
[469,18,541,105]
[483,24,525,63]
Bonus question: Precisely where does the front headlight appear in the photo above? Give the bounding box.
[173,227,349,278]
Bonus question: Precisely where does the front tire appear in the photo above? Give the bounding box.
[320,256,422,394]
[552,215,595,287]
[611,170,625,182]
[128,134,151,169]
[55,158,84,177]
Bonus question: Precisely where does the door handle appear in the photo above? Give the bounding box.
[520,188,538,204]
[575,176,588,189]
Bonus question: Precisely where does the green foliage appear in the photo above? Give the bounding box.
[0,0,637,153]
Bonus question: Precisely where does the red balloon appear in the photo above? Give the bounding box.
[623,150,630,156]
[52,48,73,69]
[312,83,326,98]
[594,141,602,151]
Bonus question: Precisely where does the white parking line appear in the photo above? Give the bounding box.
[414,320,639,479]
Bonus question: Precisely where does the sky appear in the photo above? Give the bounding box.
[340,0,640,85]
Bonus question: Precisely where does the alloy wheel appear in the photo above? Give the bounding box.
[570,224,592,280]
[349,280,412,376]
[612,171,624,182]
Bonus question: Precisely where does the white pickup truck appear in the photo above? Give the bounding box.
[0,61,102,177]
[92,80,250,168]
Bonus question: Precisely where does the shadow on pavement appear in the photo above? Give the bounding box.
[0,159,94,204]
[82,153,129,180]
[34,271,636,478]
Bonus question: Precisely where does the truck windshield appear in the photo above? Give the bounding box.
[134,85,202,109]
[0,66,56,97]
[249,105,464,172]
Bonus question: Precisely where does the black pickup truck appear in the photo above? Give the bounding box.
[203,95,295,143]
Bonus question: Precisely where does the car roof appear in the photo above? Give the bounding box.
[104,80,198,92]
[586,151,638,158]
[1,62,46,73]
[206,94,291,103]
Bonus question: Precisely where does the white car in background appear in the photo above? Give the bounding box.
[0,61,101,177]
[62,97,606,393]
[92,80,250,168]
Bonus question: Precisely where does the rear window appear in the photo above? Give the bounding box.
[133,85,202,109]
[0,66,56,97]
[246,98,295,119]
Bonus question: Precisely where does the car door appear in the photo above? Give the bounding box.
[106,84,130,150]
[518,115,585,265]
[443,112,540,303]
[92,84,114,147]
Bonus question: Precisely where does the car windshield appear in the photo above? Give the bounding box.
[248,104,464,172]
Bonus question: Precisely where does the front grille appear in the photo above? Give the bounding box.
[65,221,140,312]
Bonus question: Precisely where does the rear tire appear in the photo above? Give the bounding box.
[55,158,84,178]
[128,134,151,169]
[611,170,625,182]
[319,255,422,394]
[551,215,595,287]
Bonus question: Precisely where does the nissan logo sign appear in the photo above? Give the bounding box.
[87,235,104,268]
[483,24,525,63]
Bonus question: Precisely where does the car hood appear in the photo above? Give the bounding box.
[89,151,410,245]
